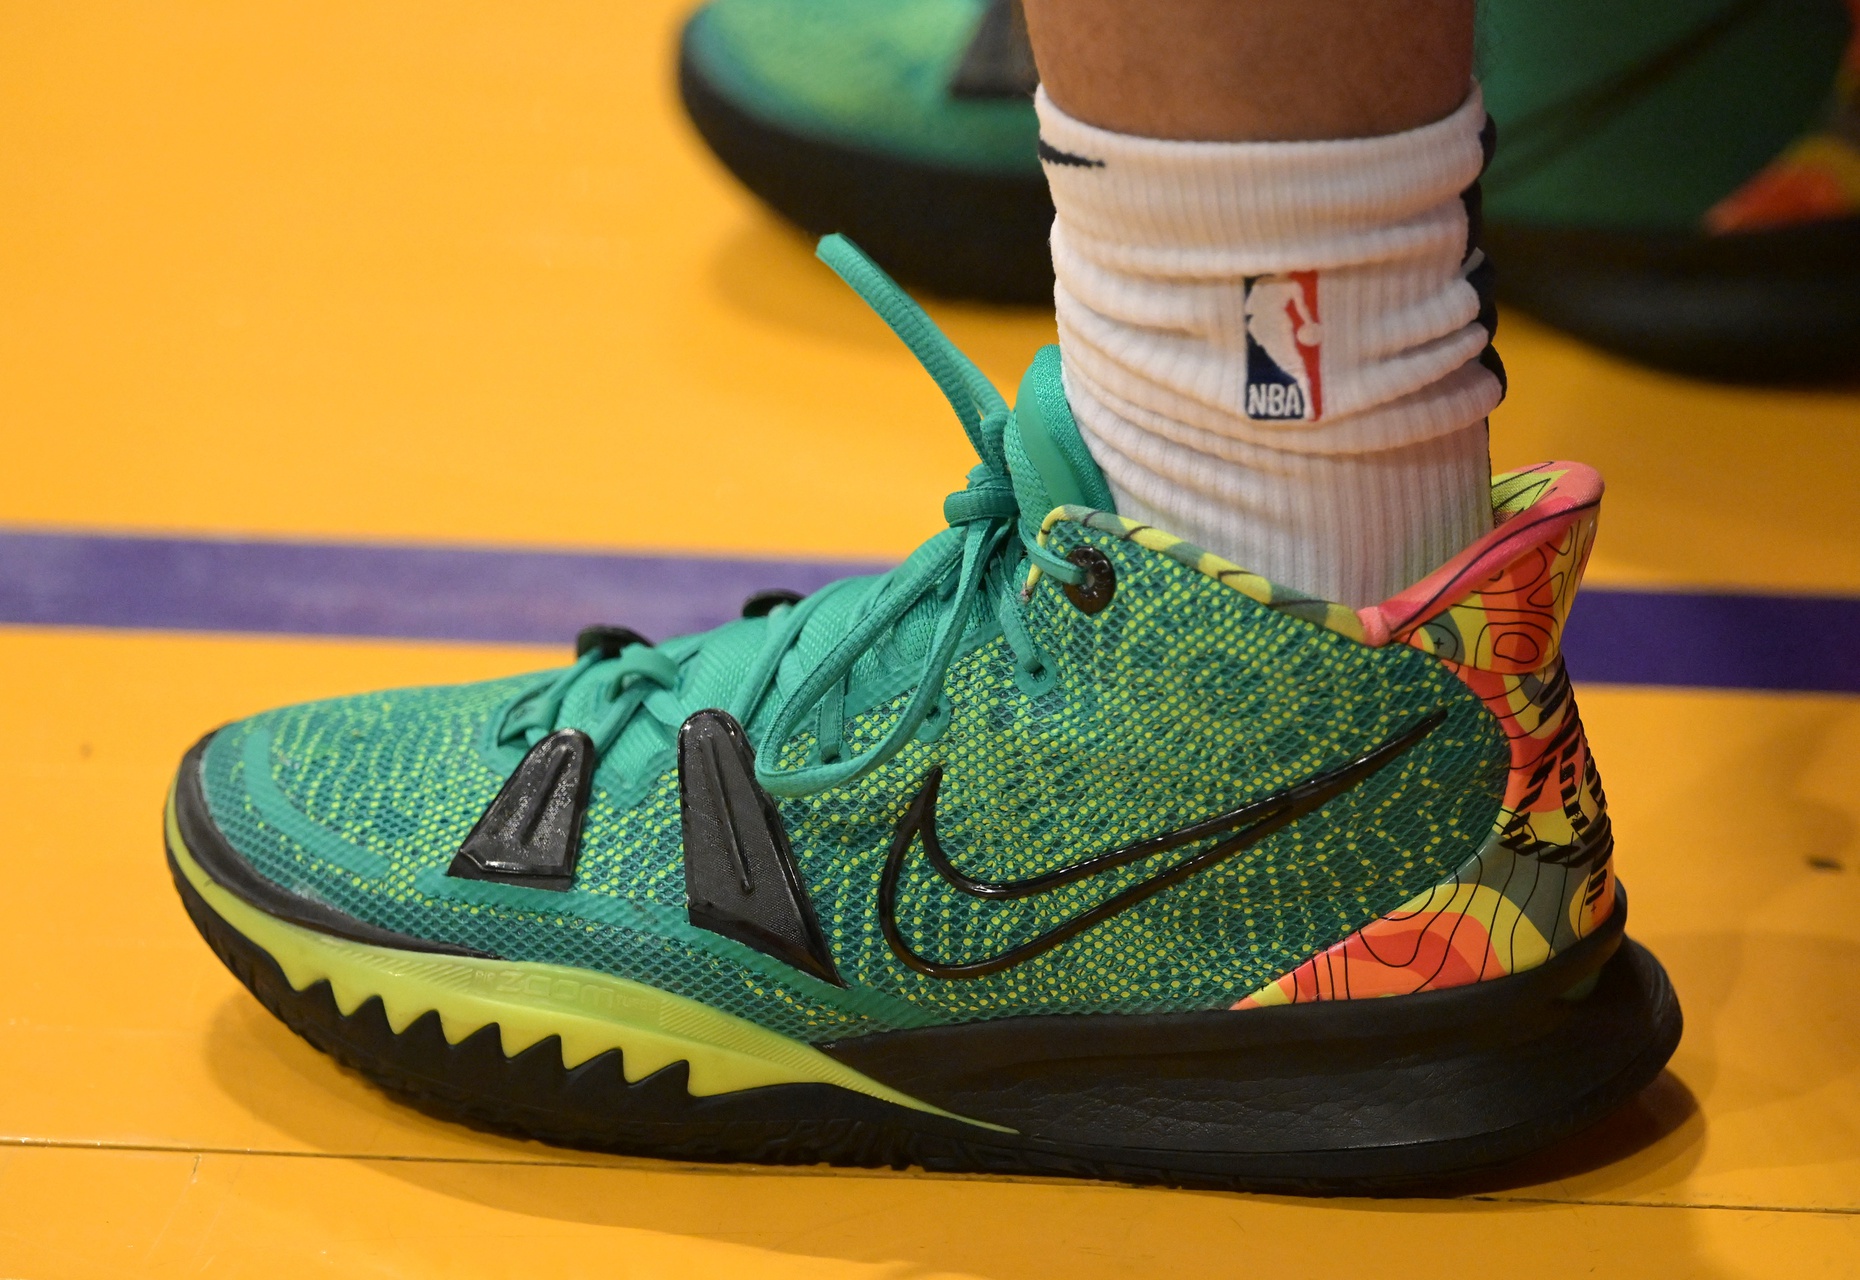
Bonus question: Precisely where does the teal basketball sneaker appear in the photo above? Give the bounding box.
[166,239,1679,1191]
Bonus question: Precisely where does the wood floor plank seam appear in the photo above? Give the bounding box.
[5,1137,1854,1217]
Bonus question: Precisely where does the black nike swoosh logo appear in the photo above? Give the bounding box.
[878,710,1448,979]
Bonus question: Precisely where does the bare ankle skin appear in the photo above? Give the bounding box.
[1022,0,1475,142]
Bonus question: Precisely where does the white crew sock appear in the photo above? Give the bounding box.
[1039,87,1502,608]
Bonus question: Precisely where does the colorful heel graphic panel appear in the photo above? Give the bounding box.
[1707,1,1860,232]
[1235,479,1617,1009]
[1235,657,1615,1008]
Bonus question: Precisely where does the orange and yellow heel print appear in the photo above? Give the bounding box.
[1240,464,1617,1008]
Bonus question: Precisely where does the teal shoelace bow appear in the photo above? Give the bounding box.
[501,235,1084,799]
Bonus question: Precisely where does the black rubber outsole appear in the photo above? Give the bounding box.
[1486,217,1860,383]
[676,24,1055,305]
[169,760,1683,1195]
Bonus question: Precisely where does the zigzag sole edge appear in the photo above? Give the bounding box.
[168,839,1683,1194]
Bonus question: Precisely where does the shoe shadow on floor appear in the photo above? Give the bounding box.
[1429,1069,1702,1197]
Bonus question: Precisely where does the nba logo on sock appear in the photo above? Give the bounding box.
[1242,271,1323,422]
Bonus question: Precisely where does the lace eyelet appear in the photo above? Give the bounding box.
[1013,656,1058,698]
[1061,546,1116,615]
[914,697,952,744]
[741,588,805,618]
[576,624,650,659]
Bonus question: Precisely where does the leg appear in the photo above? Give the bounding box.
[1023,0,1475,142]
[1022,0,1497,607]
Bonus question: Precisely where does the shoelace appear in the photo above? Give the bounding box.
[499,235,1085,798]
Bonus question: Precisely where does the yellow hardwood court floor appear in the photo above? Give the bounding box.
[2,3,1858,1277]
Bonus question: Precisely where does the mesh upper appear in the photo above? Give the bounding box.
[199,521,1506,1041]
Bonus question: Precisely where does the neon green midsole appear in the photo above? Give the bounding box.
[166,793,1000,1128]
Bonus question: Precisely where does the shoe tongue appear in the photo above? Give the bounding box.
[768,349,1105,717]
[1006,345,1115,546]
[740,348,1117,737]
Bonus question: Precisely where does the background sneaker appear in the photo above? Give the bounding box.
[678,0,1049,303]
[678,0,1857,380]
[166,239,1680,1192]
[1480,0,1860,381]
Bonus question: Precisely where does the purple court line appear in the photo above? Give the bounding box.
[0,528,1855,693]
[0,529,888,650]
